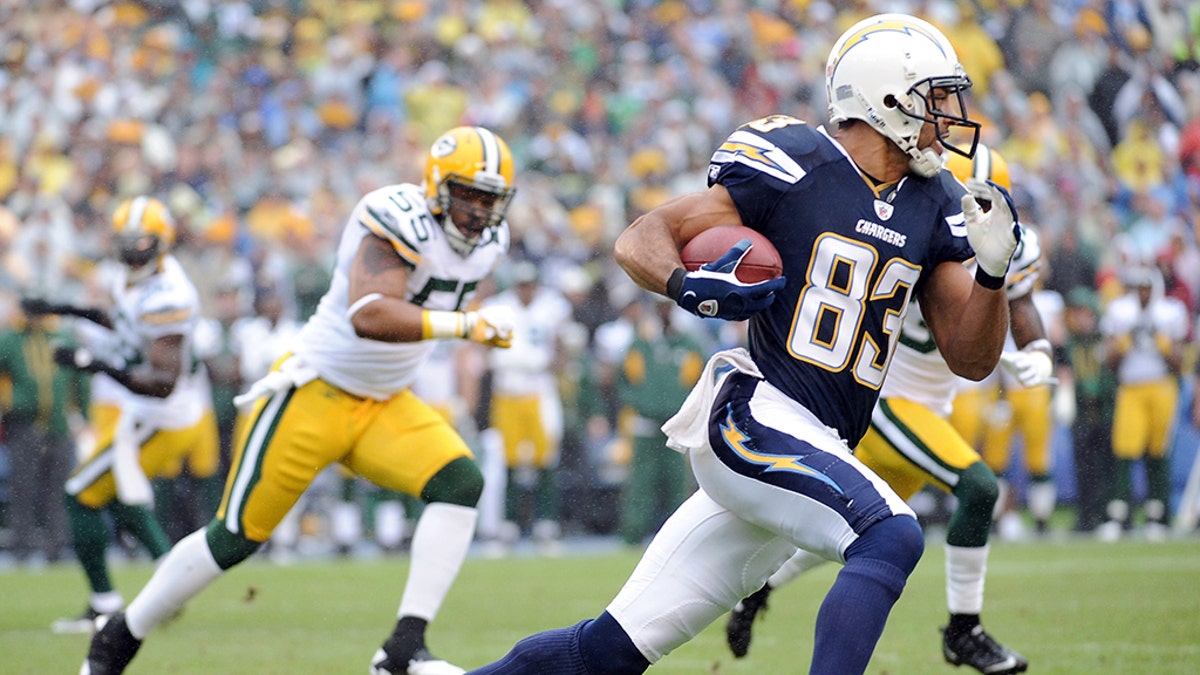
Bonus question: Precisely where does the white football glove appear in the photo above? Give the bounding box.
[464,305,515,348]
[999,339,1055,388]
[962,177,1020,279]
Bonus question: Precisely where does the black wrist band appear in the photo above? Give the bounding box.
[974,266,1006,290]
[666,267,687,300]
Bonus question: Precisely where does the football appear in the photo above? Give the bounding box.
[680,225,783,284]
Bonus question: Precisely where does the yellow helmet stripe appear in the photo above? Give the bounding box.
[123,196,149,234]
[475,126,501,176]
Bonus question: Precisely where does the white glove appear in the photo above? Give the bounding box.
[464,305,515,348]
[962,177,1019,279]
[999,339,1054,388]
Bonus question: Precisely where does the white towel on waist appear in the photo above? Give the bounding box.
[113,412,153,506]
[233,354,319,412]
[661,347,762,454]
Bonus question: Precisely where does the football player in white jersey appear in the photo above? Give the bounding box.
[722,145,1041,675]
[21,197,213,633]
[484,261,572,553]
[82,126,519,675]
[1097,265,1188,541]
[469,14,1018,675]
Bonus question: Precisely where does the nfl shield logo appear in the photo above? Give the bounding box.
[874,200,894,221]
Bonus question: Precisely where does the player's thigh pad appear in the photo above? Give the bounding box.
[607,489,797,663]
[219,380,360,541]
[67,421,202,508]
[186,408,222,478]
[692,373,913,562]
[345,388,474,497]
[490,394,540,466]
[864,397,981,498]
[1111,382,1154,459]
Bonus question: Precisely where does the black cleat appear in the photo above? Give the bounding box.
[725,583,773,658]
[80,612,142,675]
[942,624,1028,674]
[371,645,464,675]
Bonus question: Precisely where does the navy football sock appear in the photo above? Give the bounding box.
[578,612,650,674]
[467,620,589,674]
[468,613,649,675]
[811,516,923,675]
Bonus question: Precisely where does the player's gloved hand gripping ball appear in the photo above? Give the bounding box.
[962,178,1021,288]
[670,226,786,322]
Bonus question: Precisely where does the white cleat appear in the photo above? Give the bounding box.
[370,647,465,675]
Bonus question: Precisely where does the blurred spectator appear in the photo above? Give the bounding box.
[1058,285,1117,533]
[0,309,88,564]
[615,297,704,546]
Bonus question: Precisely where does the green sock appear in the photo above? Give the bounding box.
[109,502,173,559]
[64,495,114,593]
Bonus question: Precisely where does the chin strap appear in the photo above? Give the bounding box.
[907,147,943,177]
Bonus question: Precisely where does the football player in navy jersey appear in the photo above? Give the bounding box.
[723,145,1037,675]
[468,14,1020,675]
[82,126,519,675]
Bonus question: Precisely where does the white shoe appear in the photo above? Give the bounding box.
[997,511,1026,542]
[407,650,466,675]
[370,647,465,675]
[479,539,510,559]
[1144,522,1168,543]
[52,606,102,634]
[1096,520,1122,543]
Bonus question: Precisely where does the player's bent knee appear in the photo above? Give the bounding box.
[954,461,999,516]
[204,520,263,570]
[846,515,924,575]
[421,456,484,507]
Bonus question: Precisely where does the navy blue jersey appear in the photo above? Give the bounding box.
[707,115,972,445]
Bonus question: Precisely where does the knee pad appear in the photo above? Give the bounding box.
[954,462,999,517]
[845,515,924,576]
[421,456,484,507]
[205,520,263,570]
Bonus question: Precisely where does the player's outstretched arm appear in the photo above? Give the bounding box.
[920,260,1010,381]
[1000,292,1055,387]
[20,297,112,328]
[55,333,184,398]
[347,234,511,347]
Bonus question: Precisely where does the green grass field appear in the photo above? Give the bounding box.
[3,536,1198,674]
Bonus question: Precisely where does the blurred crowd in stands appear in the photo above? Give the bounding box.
[3,0,1200,557]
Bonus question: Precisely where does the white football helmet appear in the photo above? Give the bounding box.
[825,13,980,177]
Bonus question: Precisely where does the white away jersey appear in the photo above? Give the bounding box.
[293,183,509,399]
[1101,292,1188,385]
[485,285,571,398]
[881,224,1044,415]
[108,255,205,429]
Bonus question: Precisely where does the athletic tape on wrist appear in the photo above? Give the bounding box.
[422,310,466,340]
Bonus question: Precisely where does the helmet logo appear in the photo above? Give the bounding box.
[431,134,458,159]
[830,18,946,80]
